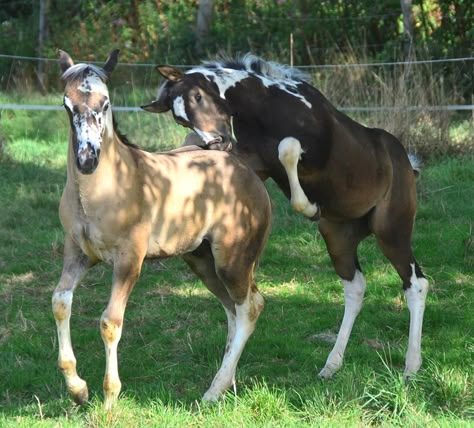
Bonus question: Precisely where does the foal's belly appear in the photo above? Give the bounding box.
[146,231,206,258]
[301,170,388,220]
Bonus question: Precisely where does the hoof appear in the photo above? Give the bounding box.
[318,367,336,380]
[71,382,89,405]
[202,389,222,403]
[310,206,321,222]
[403,368,420,382]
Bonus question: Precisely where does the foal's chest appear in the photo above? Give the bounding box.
[72,219,115,264]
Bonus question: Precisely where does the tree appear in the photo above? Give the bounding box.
[195,0,214,56]
[400,0,414,59]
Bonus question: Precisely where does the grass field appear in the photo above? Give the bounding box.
[0,105,473,427]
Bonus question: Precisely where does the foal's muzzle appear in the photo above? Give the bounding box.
[76,144,100,174]
[207,136,233,152]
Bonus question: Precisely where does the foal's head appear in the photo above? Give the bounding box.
[59,49,119,174]
[142,67,234,150]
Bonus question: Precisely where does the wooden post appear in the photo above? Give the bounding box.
[195,0,214,57]
[290,33,294,67]
[400,0,414,60]
[38,0,47,92]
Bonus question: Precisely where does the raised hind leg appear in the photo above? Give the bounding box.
[278,137,320,220]
[318,219,370,379]
[371,207,428,379]
[52,235,95,404]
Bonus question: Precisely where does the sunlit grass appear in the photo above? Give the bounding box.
[0,104,473,426]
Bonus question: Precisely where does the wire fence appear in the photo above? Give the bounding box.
[1,54,474,112]
[2,53,474,69]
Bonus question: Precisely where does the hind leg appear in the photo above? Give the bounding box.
[185,242,265,401]
[203,281,264,401]
[183,241,237,370]
[318,219,370,379]
[370,204,428,378]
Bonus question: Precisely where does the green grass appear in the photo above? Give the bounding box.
[0,107,473,426]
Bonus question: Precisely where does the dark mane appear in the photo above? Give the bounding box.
[201,53,310,82]
[112,115,139,149]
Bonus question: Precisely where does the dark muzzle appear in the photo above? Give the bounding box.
[76,144,100,174]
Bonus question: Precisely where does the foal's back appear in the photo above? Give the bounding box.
[132,148,272,259]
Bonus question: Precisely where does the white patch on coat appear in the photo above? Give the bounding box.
[188,62,312,108]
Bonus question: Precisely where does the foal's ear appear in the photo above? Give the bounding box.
[141,83,171,113]
[156,65,184,82]
[58,50,74,73]
[103,49,120,79]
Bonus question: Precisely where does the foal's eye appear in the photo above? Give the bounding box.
[103,101,110,112]
[194,93,202,103]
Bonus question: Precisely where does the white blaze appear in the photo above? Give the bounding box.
[172,96,189,122]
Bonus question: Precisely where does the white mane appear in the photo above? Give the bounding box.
[201,53,310,83]
[61,63,107,82]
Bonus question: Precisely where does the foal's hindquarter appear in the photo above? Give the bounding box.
[52,58,271,407]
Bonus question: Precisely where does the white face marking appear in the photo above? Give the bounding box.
[64,94,110,162]
[194,127,219,144]
[172,96,189,122]
[64,96,74,112]
[78,73,109,96]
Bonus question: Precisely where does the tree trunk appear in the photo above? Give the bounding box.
[195,0,214,57]
[38,0,47,92]
[400,0,414,60]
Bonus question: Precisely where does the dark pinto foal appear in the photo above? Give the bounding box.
[52,50,272,408]
[142,54,429,380]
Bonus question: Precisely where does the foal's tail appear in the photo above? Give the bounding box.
[408,153,423,177]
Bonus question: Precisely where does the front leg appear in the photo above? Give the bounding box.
[278,137,320,220]
[52,235,94,405]
[101,251,145,410]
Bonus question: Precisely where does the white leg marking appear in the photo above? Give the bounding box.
[100,313,123,410]
[52,290,88,402]
[319,270,366,379]
[404,263,428,378]
[278,137,318,218]
[223,306,238,390]
[203,291,264,401]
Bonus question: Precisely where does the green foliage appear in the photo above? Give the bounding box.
[1,0,473,92]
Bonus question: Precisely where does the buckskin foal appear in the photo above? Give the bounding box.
[52,50,272,408]
[142,54,429,380]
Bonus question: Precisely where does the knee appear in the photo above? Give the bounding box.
[278,137,302,166]
[100,314,123,344]
[52,290,73,321]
